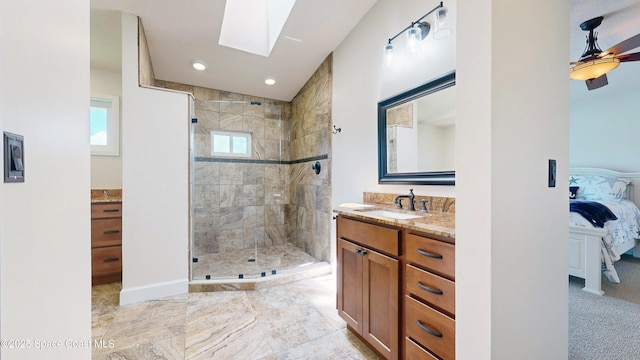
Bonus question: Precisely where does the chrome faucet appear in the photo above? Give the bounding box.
[394,189,415,211]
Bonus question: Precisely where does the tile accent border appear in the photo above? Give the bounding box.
[195,154,328,165]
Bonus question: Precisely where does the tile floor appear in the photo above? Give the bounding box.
[92,274,379,359]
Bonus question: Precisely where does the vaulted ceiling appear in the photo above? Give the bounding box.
[90,1,640,102]
[91,0,378,101]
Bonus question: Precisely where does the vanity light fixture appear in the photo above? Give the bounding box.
[265,78,276,85]
[191,60,208,71]
[383,1,450,66]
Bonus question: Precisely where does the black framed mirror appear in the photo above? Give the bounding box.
[378,70,455,185]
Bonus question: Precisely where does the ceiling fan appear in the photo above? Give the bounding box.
[570,16,640,90]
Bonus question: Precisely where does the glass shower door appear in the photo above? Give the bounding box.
[189,93,287,280]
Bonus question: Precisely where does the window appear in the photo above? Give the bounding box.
[211,130,252,158]
[90,94,120,156]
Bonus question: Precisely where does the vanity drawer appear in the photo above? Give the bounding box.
[91,218,122,247]
[405,337,439,360]
[405,295,455,360]
[91,203,122,219]
[406,264,455,315]
[92,246,122,277]
[337,216,400,256]
[406,233,455,280]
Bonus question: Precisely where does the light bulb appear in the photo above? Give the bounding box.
[433,7,452,40]
[384,43,394,67]
[407,26,422,53]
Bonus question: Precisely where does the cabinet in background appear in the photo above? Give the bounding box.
[337,216,400,360]
[91,202,122,285]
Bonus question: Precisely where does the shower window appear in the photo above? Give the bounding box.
[211,130,251,157]
[90,94,120,156]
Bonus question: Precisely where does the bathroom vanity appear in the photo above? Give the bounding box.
[335,202,455,360]
[91,190,123,285]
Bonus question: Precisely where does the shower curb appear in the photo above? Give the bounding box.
[188,262,331,292]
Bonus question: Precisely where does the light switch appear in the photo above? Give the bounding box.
[548,159,556,187]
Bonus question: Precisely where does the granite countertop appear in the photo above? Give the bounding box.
[333,203,455,241]
[91,189,122,203]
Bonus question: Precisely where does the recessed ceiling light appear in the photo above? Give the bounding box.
[191,60,208,71]
[265,78,276,85]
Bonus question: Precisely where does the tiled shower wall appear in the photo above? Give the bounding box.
[156,80,292,258]
[288,55,332,262]
[155,54,332,264]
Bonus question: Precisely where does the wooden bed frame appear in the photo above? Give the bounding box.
[569,168,640,295]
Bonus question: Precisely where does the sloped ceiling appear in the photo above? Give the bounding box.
[90,1,640,101]
[90,0,378,101]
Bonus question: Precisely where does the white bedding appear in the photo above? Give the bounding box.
[570,199,640,283]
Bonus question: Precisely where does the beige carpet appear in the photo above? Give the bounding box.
[569,255,640,359]
[599,254,640,305]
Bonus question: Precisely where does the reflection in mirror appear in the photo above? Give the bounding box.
[378,70,455,185]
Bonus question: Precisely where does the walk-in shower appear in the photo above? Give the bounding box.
[188,91,325,281]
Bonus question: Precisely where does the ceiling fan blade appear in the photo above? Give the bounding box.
[585,74,608,91]
[602,33,640,56]
[616,52,640,62]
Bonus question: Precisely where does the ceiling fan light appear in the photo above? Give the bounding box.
[569,58,620,80]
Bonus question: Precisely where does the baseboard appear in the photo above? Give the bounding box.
[119,278,188,305]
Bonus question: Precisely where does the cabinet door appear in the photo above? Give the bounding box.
[337,238,363,333]
[363,247,399,360]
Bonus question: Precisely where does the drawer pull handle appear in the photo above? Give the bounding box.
[417,281,443,295]
[417,320,443,338]
[417,249,443,259]
[103,230,120,235]
[103,258,120,263]
[103,209,120,213]
[355,248,367,256]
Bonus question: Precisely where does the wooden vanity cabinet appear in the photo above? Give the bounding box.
[336,214,456,360]
[91,202,122,285]
[404,232,455,359]
[337,216,400,360]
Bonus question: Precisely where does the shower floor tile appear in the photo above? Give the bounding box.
[192,243,319,280]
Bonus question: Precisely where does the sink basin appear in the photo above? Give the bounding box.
[354,209,422,220]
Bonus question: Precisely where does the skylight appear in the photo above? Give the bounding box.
[218,0,297,57]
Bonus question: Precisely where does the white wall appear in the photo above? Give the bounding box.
[91,68,123,189]
[418,123,455,171]
[456,0,569,358]
[570,86,640,171]
[395,126,418,172]
[334,0,569,358]
[0,0,91,358]
[119,12,190,305]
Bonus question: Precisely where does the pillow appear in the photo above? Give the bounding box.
[568,175,629,201]
[569,186,579,199]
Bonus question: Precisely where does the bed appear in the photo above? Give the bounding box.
[569,168,640,295]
